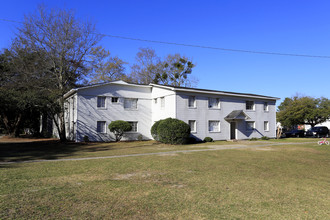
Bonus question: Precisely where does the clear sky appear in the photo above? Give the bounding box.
[1,0,330,106]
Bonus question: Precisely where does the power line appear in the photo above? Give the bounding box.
[1,18,330,59]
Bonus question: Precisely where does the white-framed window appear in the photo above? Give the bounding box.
[124,98,138,109]
[97,96,106,108]
[189,120,196,133]
[188,96,196,108]
[97,121,106,133]
[112,97,119,103]
[246,101,254,110]
[246,121,255,131]
[128,121,138,132]
[264,102,269,111]
[160,97,165,108]
[209,98,220,109]
[264,121,269,131]
[209,120,220,132]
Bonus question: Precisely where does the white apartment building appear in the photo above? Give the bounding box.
[62,80,279,142]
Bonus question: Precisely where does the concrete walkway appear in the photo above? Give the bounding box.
[0,141,316,165]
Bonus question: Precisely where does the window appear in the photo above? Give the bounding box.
[246,101,254,110]
[209,98,220,109]
[160,97,165,108]
[97,121,106,133]
[112,97,119,103]
[188,96,196,108]
[209,120,220,132]
[124,98,137,109]
[246,121,255,131]
[128,122,138,132]
[264,121,269,131]
[97,96,106,108]
[154,98,157,104]
[264,102,269,111]
[189,120,196,133]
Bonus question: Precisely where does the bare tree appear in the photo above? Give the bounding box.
[130,48,162,84]
[87,47,127,83]
[16,5,102,141]
[130,48,198,87]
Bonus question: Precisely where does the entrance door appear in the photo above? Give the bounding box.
[230,122,236,139]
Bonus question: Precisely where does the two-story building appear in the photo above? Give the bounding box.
[61,80,279,142]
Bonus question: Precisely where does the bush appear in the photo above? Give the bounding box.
[250,137,259,141]
[156,118,191,144]
[203,137,213,142]
[108,120,132,142]
[261,136,270,140]
[151,119,164,141]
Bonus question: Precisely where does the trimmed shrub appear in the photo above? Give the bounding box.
[261,136,270,140]
[151,119,164,141]
[108,120,132,142]
[156,118,191,144]
[203,137,213,142]
[250,137,259,141]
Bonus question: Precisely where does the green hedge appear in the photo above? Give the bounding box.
[153,118,191,144]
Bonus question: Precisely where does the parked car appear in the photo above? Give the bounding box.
[284,129,305,138]
[305,126,329,137]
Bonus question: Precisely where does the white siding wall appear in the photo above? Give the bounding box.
[76,84,152,142]
[151,87,176,124]
[176,92,277,140]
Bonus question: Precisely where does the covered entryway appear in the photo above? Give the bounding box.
[230,122,236,139]
[225,110,251,140]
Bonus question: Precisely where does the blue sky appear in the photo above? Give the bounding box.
[1,0,330,106]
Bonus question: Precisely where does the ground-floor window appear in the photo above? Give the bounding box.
[264,121,269,131]
[209,120,220,132]
[97,121,106,133]
[189,120,196,133]
[128,121,138,132]
[246,121,255,131]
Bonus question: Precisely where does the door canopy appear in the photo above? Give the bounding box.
[224,110,251,121]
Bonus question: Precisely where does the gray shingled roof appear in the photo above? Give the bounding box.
[224,110,250,120]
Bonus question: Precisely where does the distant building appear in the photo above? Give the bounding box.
[60,80,279,142]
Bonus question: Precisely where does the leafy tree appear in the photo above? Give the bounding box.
[0,48,50,137]
[277,96,330,128]
[15,5,103,141]
[108,120,132,141]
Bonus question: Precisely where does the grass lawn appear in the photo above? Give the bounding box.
[1,138,329,219]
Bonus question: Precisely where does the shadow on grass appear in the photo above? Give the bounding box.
[0,140,120,164]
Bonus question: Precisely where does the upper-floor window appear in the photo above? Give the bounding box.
[154,98,157,104]
[188,96,196,108]
[246,101,254,110]
[128,121,138,132]
[112,97,119,103]
[97,121,106,133]
[124,98,137,109]
[209,120,220,132]
[189,120,196,133]
[246,121,255,131]
[160,97,165,108]
[97,96,106,108]
[209,98,220,109]
[264,102,269,111]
